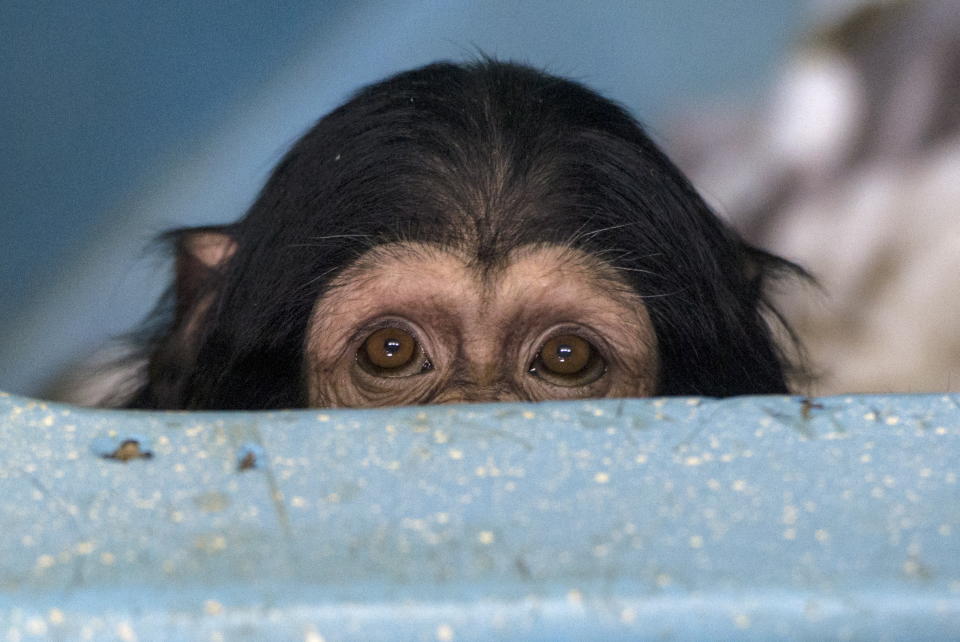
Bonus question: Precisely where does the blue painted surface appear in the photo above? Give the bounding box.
[1,392,958,640]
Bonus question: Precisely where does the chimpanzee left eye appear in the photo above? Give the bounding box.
[528,333,606,387]
[356,327,433,377]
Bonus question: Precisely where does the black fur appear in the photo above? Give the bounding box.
[128,59,804,409]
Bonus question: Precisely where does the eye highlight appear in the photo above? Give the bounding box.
[529,333,606,387]
[356,327,432,377]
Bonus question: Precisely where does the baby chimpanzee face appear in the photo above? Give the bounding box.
[124,60,800,410]
[305,243,658,407]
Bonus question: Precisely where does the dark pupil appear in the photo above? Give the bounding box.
[384,338,402,356]
[555,344,574,361]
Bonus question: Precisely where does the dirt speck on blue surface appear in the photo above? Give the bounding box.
[103,439,153,462]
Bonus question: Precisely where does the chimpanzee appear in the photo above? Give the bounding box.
[124,59,804,409]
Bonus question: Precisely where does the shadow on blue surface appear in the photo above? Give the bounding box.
[1,392,958,640]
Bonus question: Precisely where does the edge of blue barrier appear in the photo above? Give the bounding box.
[1,391,958,640]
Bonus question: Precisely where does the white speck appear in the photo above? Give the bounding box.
[733,614,751,629]
[593,472,610,484]
[204,600,223,615]
[448,449,463,460]
[47,609,64,625]
[435,624,454,642]
[477,531,495,545]
[25,619,47,636]
[522,411,535,419]
[75,541,95,555]
[689,535,704,548]
[566,589,583,605]
[304,629,326,642]
[115,622,138,642]
[885,416,900,425]
[35,554,55,570]
[316,413,330,422]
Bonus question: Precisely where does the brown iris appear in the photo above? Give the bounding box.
[357,327,431,377]
[531,333,605,386]
[541,335,591,374]
[364,327,416,367]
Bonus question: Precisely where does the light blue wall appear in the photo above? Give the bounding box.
[0,1,806,396]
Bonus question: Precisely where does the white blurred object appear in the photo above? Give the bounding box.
[670,0,960,393]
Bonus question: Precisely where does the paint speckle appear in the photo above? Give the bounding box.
[522,410,536,419]
[566,589,583,605]
[304,629,326,642]
[35,554,55,570]
[204,600,223,615]
[47,609,64,626]
[477,530,495,545]
[436,623,455,641]
[448,449,463,460]
[593,472,610,484]
[733,614,751,629]
[75,540,95,555]
[116,622,138,642]
[689,535,704,548]
[25,618,47,636]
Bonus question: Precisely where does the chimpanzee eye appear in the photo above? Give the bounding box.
[356,327,433,377]
[529,333,606,386]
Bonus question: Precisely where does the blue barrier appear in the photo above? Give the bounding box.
[1,391,958,640]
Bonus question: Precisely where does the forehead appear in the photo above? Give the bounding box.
[321,241,639,310]
[309,242,653,351]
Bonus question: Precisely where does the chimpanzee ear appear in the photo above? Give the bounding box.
[173,226,237,323]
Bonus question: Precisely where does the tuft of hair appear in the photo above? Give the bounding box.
[126,58,808,409]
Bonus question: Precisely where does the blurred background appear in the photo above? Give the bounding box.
[1,0,957,401]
